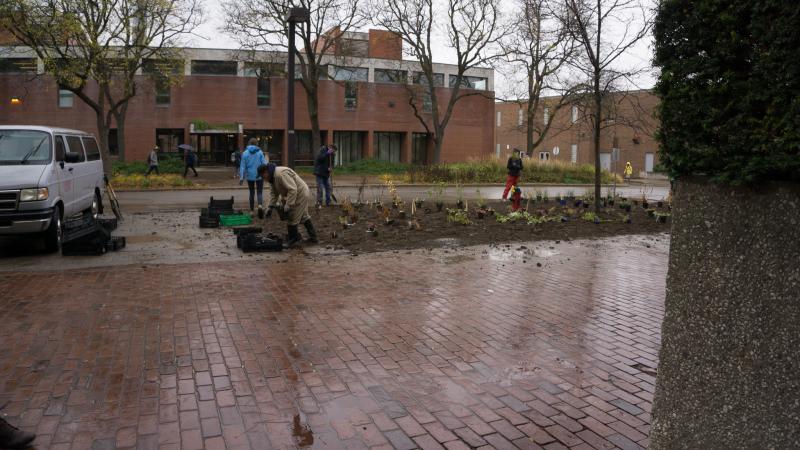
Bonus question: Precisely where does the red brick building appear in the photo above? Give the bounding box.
[0,30,495,165]
[494,91,660,177]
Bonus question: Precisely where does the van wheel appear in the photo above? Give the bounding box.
[95,190,104,215]
[85,191,102,218]
[43,207,63,253]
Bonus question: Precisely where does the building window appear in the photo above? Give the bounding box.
[243,62,284,77]
[257,78,270,107]
[374,68,407,84]
[344,81,358,109]
[422,92,432,112]
[0,58,37,73]
[333,131,365,166]
[539,152,550,161]
[448,75,487,90]
[571,105,578,123]
[331,65,368,81]
[517,108,523,127]
[543,107,550,125]
[58,89,73,108]
[412,133,428,165]
[155,128,183,153]
[412,72,444,87]
[495,143,500,158]
[190,60,238,76]
[496,111,501,127]
[155,80,170,106]
[243,129,282,162]
[571,144,577,163]
[375,132,402,163]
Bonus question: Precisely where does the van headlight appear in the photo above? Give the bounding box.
[20,187,49,201]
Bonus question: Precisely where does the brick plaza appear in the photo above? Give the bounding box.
[0,236,667,449]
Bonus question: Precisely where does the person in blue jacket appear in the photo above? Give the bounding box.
[239,138,268,217]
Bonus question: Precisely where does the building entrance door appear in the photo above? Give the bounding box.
[600,152,611,171]
[191,133,237,165]
[645,153,654,173]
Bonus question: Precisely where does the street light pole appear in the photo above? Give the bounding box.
[286,7,310,169]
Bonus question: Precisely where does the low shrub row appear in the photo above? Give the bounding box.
[398,159,620,184]
[111,174,194,189]
[112,156,185,176]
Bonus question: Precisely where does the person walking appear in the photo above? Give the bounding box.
[258,163,317,247]
[313,144,336,206]
[239,138,268,218]
[183,146,198,177]
[146,146,160,175]
[502,148,523,200]
[624,161,633,181]
[232,148,243,178]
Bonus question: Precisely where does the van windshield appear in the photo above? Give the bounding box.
[0,130,52,165]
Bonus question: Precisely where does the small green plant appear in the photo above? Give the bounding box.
[535,190,543,201]
[476,188,486,208]
[446,208,472,225]
[582,211,598,222]
[542,190,549,202]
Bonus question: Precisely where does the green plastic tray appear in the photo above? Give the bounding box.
[219,214,252,226]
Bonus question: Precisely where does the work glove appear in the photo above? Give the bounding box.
[239,179,244,186]
[283,204,291,215]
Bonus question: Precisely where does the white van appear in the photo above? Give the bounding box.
[0,126,105,252]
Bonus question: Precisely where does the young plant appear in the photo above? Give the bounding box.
[446,208,472,225]
[476,188,486,209]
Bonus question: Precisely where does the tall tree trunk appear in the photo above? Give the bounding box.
[526,108,535,156]
[93,92,113,178]
[433,128,444,163]
[113,102,129,162]
[305,84,322,156]
[593,71,602,212]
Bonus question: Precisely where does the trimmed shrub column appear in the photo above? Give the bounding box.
[651,0,800,447]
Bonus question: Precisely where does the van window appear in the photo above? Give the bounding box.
[82,137,101,161]
[55,136,65,162]
[65,136,86,162]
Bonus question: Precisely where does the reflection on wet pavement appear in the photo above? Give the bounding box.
[0,234,667,449]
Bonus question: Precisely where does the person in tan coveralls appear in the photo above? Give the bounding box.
[258,163,318,247]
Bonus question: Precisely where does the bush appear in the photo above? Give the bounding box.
[111,174,194,189]
[113,155,184,176]
[654,0,800,183]
[399,159,619,184]
[296,159,411,175]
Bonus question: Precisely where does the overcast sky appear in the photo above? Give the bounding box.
[188,0,657,96]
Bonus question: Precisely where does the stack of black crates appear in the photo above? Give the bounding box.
[199,196,237,228]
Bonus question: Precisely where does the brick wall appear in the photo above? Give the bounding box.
[495,91,660,176]
[368,30,402,60]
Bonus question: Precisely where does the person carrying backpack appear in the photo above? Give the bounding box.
[239,138,268,217]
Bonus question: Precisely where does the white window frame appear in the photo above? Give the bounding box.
[58,89,73,108]
[539,152,550,161]
[571,105,578,123]
[571,144,578,163]
[496,111,501,127]
[543,107,550,125]
[517,108,523,127]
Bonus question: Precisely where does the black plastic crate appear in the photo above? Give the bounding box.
[232,226,262,236]
[97,218,118,232]
[199,215,220,228]
[105,236,126,251]
[208,196,234,210]
[240,233,283,252]
[62,234,110,256]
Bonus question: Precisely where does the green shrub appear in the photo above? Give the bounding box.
[400,159,618,184]
[297,159,411,175]
[654,0,800,183]
[113,155,184,175]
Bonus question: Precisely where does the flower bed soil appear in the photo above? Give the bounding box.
[296,200,669,254]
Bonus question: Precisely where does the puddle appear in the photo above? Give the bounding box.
[533,248,560,258]
[433,237,460,247]
[292,414,314,447]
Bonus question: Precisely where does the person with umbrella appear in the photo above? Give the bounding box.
[179,144,198,177]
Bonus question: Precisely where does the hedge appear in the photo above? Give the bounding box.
[654,0,800,184]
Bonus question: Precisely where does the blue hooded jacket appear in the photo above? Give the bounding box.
[239,145,267,181]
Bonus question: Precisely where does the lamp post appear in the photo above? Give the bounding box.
[286,7,310,169]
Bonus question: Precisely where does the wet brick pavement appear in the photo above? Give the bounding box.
[0,236,667,449]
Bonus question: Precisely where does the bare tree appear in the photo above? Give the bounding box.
[371,0,502,163]
[559,0,653,211]
[222,0,366,157]
[1,0,202,169]
[498,0,576,157]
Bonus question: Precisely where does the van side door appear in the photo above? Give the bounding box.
[53,135,76,216]
[64,135,91,213]
[80,136,103,200]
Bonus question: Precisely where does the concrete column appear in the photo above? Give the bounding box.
[327,129,335,146]
[651,177,800,449]
[401,131,412,163]
[365,130,374,159]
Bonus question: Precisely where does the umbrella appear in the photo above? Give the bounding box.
[178,144,193,150]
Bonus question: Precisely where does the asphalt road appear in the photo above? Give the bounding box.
[116,184,670,212]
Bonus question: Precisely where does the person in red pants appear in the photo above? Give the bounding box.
[510,186,523,211]
[502,148,523,200]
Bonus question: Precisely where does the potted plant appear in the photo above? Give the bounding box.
[558,195,567,206]
[566,190,576,201]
